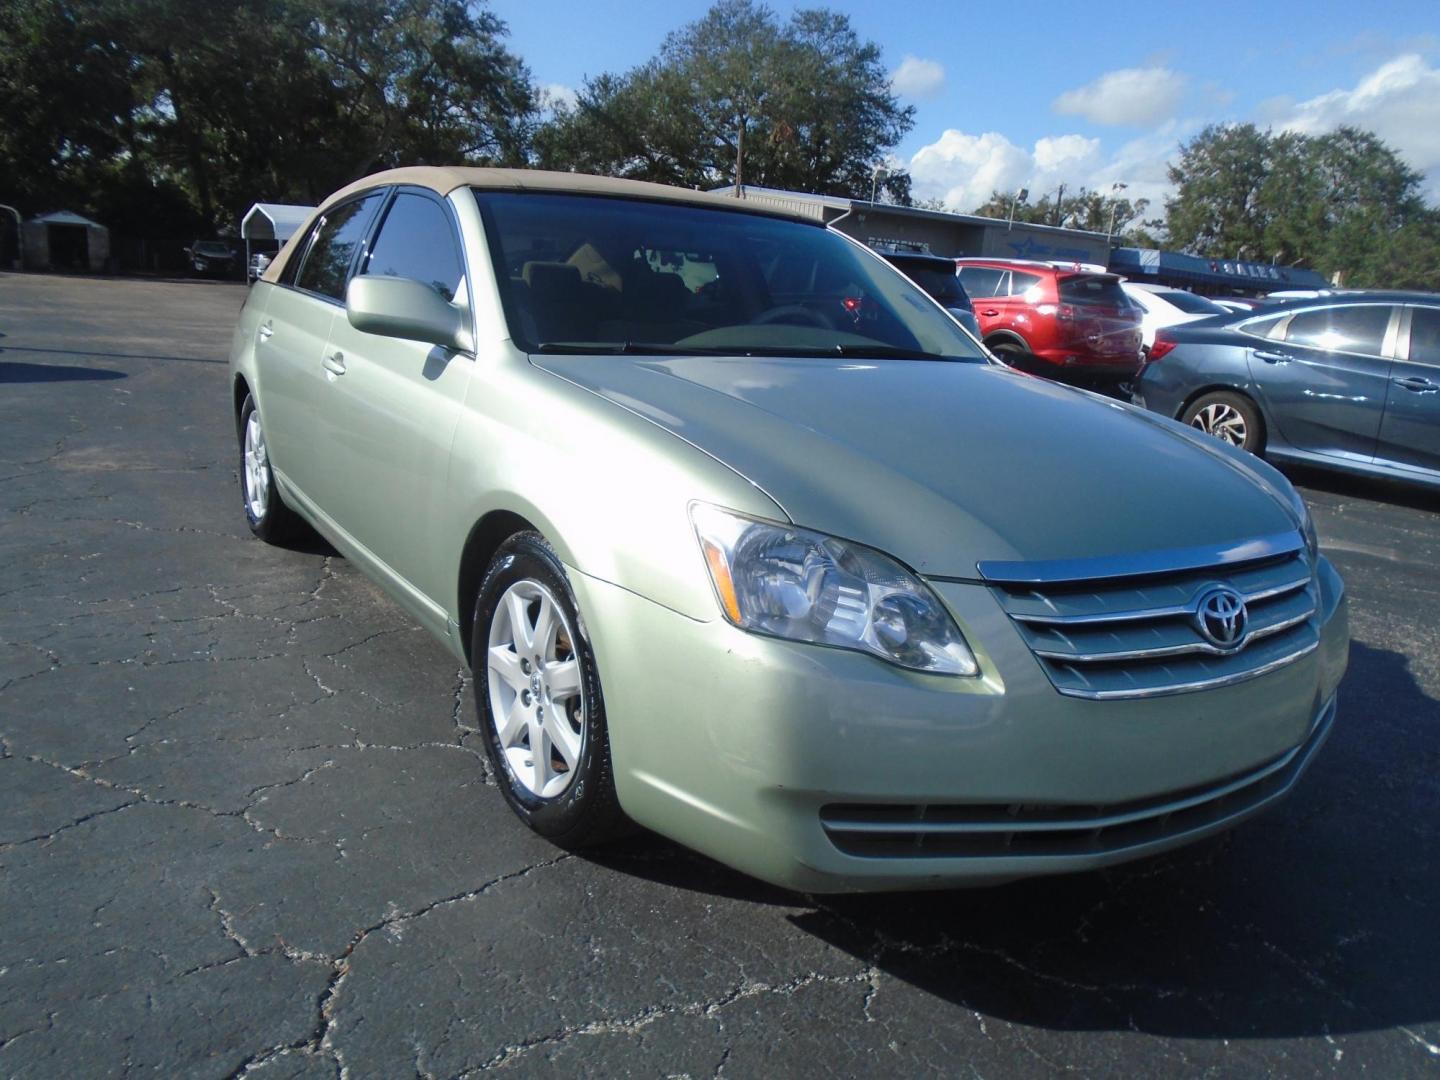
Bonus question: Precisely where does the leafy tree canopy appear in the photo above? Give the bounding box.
[0,0,537,233]
[534,0,915,202]
[1165,123,1440,289]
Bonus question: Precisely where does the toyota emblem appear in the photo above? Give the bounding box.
[1194,586,1248,649]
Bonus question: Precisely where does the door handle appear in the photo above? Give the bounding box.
[322,351,346,376]
[257,320,273,343]
[1396,376,1438,393]
[1253,350,1290,364]
[981,309,1000,317]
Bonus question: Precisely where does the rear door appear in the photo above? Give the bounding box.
[1246,303,1397,461]
[1376,304,1440,474]
[314,188,473,615]
[254,193,384,504]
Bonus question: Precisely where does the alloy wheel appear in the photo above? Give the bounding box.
[243,411,270,519]
[486,579,586,798]
[1191,402,1247,446]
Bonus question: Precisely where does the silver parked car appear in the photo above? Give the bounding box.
[230,167,1348,892]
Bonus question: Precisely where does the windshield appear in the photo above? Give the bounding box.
[889,260,969,306]
[195,242,230,256]
[473,191,988,361]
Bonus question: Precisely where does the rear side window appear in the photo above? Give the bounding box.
[361,192,464,301]
[1409,307,1440,367]
[958,266,1005,298]
[1058,275,1128,306]
[1009,271,1043,296]
[1284,305,1393,356]
[295,193,384,301]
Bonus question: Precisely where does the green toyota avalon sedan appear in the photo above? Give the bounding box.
[230,167,1348,892]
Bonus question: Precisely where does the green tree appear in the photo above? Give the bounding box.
[972,186,1157,244]
[0,0,538,234]
[1163,122,1440,287]
[535,0,914,201]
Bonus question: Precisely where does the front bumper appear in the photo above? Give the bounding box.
[570,556,1348,893]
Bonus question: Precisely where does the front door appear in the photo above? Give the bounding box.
[254,192,385,505]
[314,189,473,617]
[1376,304,1440,475]
[1248,303,1397,462]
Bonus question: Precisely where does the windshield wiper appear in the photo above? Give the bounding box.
[534,341,728,356]
[725,344,955,361]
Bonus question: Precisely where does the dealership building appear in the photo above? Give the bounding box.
[715,185,1327,297]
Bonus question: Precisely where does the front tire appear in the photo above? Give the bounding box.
[238,393,302,542]
[473,532,628,848]
[1182,391,1265,453]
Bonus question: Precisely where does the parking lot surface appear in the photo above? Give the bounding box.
[2,272,1438,1078]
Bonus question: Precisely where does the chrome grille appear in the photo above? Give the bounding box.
[983,535,1318,699]
[821,698,1335,859]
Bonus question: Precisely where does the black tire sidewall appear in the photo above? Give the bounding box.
[471,533,616,844]
[1184,391,1264,453]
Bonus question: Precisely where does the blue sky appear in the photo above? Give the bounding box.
[492,0,1440,211]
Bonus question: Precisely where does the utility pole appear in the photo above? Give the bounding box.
[734,115,745,197]
[1053,184,1065,227]
[1106,182,1128,244]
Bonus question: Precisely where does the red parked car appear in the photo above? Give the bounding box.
[955,258,1143,386]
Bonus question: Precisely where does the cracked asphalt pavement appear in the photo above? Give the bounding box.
[2,272,1438,1078]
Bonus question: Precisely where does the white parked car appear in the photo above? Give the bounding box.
[1121,283,1232,351]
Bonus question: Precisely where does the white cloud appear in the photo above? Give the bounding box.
[1033,134,1101,175]
[909,130,1031,209]
[1271,54,1440,194]
[890,55,946,101]
[907,51,1440,220]
[1053,67,1188,128]
[541,83,578,111]
[908,124,1187,214]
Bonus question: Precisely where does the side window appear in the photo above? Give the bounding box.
[1284,305,1392,356]
[1407,307,1440,367]
[958,267,1004,298]
[295,193,384,301]
[1009,271,1043,297]
[1240,314,1285,340]
[361,192,464,302]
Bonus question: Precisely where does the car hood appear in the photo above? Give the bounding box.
[533,353,1299,578]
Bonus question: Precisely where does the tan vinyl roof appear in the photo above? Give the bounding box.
[262,167,810,284]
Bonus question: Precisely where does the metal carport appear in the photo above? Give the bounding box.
[240,203,314,275]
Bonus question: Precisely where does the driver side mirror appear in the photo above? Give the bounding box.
[345,275,473,353]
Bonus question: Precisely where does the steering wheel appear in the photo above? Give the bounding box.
[752,304,831,328]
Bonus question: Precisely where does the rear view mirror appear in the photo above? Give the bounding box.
[345,275,473,353]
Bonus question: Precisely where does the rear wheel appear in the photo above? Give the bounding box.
[1182,391,1265,453]
[239,393,303,542]
[473,532,628,848]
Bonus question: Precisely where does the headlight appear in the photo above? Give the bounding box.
[690,503,979,676]
[1300,502,1319,558]
[1285,486,1318,558]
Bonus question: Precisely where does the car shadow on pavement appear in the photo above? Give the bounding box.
[1,344,226,366]
[0,359,127,383]
[592,640,1440,1042]
[1287,463,1440,513]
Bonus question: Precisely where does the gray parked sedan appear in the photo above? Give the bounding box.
[1135,293,1440,489]
[230,166,1347,892]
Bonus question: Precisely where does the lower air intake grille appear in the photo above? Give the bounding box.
[820,698,1334,860]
